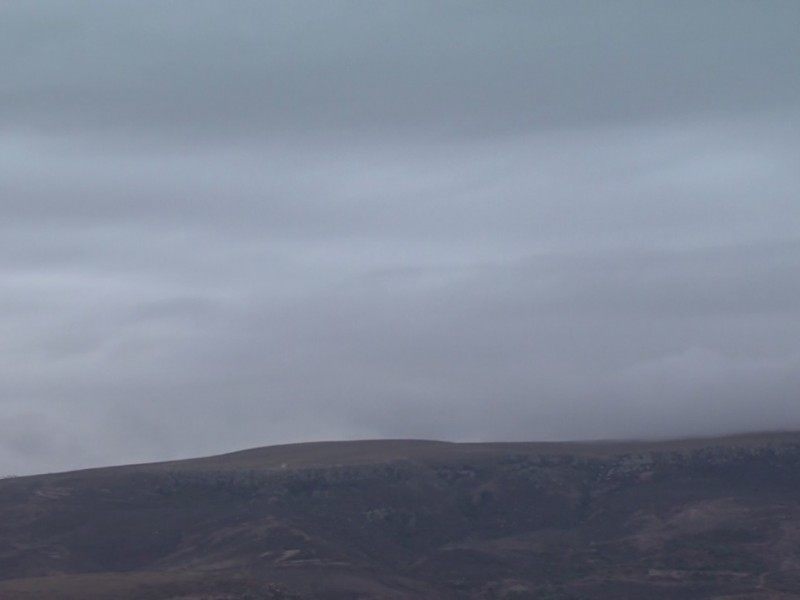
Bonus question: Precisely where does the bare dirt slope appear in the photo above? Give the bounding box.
[3,433,800,599]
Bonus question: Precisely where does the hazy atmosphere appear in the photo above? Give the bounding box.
[2,1,800,475]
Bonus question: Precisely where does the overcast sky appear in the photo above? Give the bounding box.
[2,1,800,475]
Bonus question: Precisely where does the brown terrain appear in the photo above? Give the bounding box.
[3,432,800,599]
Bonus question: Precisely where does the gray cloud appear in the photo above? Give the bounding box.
[1,1,799,475]
[3,1,800,140]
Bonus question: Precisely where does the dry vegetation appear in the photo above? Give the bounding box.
[3,433,800,599]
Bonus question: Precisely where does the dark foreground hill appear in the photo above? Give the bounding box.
[3,433,800,599]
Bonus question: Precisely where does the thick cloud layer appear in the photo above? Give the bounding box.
[2,1,799,475]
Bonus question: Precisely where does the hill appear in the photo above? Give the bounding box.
[3,433,800,599]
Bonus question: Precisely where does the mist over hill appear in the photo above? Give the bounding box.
[3,1,800,477]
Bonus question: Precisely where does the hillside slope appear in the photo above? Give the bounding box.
[2,433,800,599]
